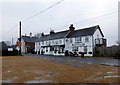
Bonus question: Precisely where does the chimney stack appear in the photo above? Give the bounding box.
[65,24,75,38]
[69,24,75,31]
[50,29,55,34]
[29,32,32,38]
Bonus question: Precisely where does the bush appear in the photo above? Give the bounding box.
[41,50,44,55]
[84,52,87,54]
[74,51,78,56]
[65,50,69,56]
[58,51,61,54]
[2,48,18,56]
[54,50,57,54]
[89,52,92,54]
[69,52,74,56]
[113,52,120,59]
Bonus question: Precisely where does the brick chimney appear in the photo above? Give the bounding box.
[29,32,32,38]
[69,24,75,31]
[50,29,55,34]
[65,24,75,38]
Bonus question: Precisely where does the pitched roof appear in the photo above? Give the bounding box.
[22,36,38,42]
[36,30,69,42]
[36,25,104,42]
[70,25,104,37]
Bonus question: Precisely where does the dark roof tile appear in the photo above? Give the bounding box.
[22,36,38,42]
[36,25,104,42]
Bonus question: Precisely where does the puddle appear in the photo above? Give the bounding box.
[96,72,115,75]
[68,60,71,61]
[0,77,19,83]
[96,75,120,79]
[4,70,13,74]
[24,80,52,83]
[0,80,12,83]
[7,70,12,72]
[101,63,118,66]
[23,70,45,74]
[35,77,41,80]
[46,72,55,76]
[87,62,92,64]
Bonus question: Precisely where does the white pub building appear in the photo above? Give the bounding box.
[35,24,106,57]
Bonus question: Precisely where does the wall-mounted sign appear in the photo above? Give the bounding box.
[8,48,13,51]
[72,43,85,47]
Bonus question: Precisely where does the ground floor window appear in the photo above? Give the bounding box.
[84,46,87,53]
[72,47,78,51]
[46,47,48,52]
[50,46,54,51]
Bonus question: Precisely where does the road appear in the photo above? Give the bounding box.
[24,54,120,67]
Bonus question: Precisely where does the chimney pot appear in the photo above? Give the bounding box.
[30,32,32,38]
[69,24,75,31]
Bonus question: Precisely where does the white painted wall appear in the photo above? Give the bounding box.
[21,39,25,53]
[35,28,104,57]
[65,36,93,56]
[93,29,103,46]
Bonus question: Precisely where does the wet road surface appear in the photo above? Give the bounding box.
[24,54,120,67]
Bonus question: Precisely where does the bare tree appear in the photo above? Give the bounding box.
[4,41,11,46]
[116,41,120,46]
[34,33,41,38]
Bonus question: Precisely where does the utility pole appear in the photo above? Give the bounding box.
[12,37,13,45]
[19,21,21,55]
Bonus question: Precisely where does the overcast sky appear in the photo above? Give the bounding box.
[0,0,119,46]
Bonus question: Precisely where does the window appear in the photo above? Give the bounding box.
[55,41,58,44]
[59,40,62,43]
[84,46,87,52]
[72,47,78,51]
[46,47,48,52]
[85,36,89,42]
[42,41,44,45]
[75,37,81,42]
[46,41,47,45]
[70,38,73,43]
[49,41,51,45]
[39,42,40,45]
[52,40,54,44]
[50,47,54,51]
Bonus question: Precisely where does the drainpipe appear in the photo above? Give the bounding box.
[92,35,94,57]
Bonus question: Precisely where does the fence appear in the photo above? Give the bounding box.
[94,46,120,57]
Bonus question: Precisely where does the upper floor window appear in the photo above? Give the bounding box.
[59,40,62,43]
[52,40,54,44]
[42,41,44,45]
[70,38,73,43]
[46,41,47,45]
[85,36,89,42]
[75,37,81,42]
[49,41,51,45]
[55,41,58,44]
